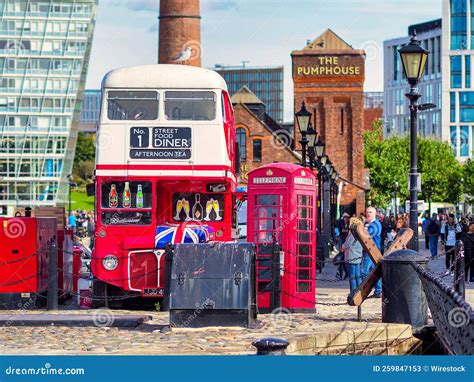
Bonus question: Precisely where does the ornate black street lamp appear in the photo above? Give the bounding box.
[306,124,317,171]
[295,101,311,167]
[314,138,325,233]
[399,32,430,251]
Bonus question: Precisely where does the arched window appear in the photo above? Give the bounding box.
[253,139,262,162]
[236,128,246,161]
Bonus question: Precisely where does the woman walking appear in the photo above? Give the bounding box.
[341,217,363,295]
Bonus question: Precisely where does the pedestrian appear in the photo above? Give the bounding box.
[389,215,396,231]
[441,214,462,276]
[337,213,350,245]
[421,212,431,250]
[460,216,469,233]
[385,216,408,249]
[361,206,382,298]
[378,212,390,253]
[68,212,77,234]
[341,217,363,295]
[427,213,441,258]
[335,213,350,280]
[461,222,474,283]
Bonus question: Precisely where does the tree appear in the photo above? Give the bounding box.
[74,132,95,165]
[464,158,474,203]
[73,133,96,189]
[364,120,463,209]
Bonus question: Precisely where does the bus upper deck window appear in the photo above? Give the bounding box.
[107,91,158,121]
[164,91,216,121]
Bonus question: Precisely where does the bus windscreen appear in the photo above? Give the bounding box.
[107,91,158,121]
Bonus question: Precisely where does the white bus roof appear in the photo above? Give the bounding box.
[102,64,228,91]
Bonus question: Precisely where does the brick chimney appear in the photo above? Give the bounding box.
[158,0,201,67]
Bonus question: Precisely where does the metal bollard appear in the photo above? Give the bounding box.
[47,239,58,310]
[381,249,429,329]
[454,241,465,299]
[252,338,289,355]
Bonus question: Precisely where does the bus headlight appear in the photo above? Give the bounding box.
[103,255,118,271]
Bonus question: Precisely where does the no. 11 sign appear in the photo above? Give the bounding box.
[130,127,149,148]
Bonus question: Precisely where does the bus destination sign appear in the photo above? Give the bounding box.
[129,127,192,160]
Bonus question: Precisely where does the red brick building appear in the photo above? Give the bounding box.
[291,29,368,214]
[158,0,201,67]
[232,87,298,185]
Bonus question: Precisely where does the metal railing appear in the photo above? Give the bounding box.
[412,258,473,355]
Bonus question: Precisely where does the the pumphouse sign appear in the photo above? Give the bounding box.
[295,56,362,76]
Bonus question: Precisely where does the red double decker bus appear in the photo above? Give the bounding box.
[91,64,237,306]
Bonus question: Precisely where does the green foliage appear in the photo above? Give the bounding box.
[74,132,95,169]
[74,160,95,187]
[71,191,94,211]
[154,302,161,312]
[464,158,474,203]
[73,132,96,188]
[364,120,464,208]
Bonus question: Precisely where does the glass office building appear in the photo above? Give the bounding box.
[79,88,100,133]
[383,19,442,139]
[442,0,474,160]
[213,64,284,123]
[0,0,98,213]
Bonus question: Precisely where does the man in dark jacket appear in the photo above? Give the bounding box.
[427,213,441,258]
[461,222,474,283]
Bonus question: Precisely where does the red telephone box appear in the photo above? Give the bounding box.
[247,163,317,312]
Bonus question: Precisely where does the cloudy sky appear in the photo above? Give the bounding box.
[87,0,443,121]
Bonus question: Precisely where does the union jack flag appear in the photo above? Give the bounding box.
[154,223,215,249]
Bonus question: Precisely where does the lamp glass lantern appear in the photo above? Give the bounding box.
[320,154,328,166]
[306,125,316,148]
[398,33,429,85]
[315,136,324,158]
[325,161,332,175]
[295,101,311,134]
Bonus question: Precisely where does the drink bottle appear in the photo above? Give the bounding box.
[136,184,144,208]
[109,184,118,208]
[123,182,131,208]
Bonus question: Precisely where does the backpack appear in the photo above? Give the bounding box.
[427,220,439,235]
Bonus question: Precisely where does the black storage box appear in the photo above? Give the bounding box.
[169,242,257,328]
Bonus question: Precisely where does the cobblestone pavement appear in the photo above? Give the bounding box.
[0,236,470,355]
